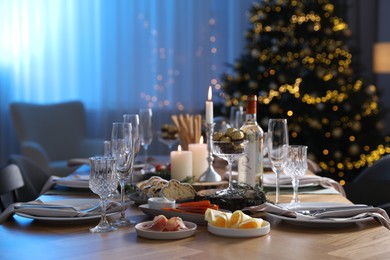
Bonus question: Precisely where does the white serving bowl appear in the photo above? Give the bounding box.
[148,197,176,210]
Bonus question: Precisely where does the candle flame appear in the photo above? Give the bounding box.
[208,86,212,101]
[200,136,204,144]
[178,145,182,152]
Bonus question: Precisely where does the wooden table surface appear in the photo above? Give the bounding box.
[1,190,389,260]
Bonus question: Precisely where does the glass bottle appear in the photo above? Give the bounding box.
[238,95,264,187]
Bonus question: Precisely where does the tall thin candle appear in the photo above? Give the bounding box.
[205,86,213,124]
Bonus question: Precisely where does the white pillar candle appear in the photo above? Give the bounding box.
[170,145,193,182]
[205,86,213,124]
[188,136,208,182]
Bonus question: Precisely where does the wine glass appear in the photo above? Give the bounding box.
[284,145,308,208]
[212,140,247,195]
[123,114,141,159]
[89,156,118,233]
[111,122,134,226]
[268,119,289,204]
[229,106,244,128]
[139,108,154,172]
[123,114,141,188]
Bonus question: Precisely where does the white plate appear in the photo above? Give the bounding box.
[263,174,319,188]
[15,199,118,223]
[135,221,197,240]
[139,204,207,225]
[267,202,373,227]
[56,175,90,189]
[263,182,318,188]
[207,220,270,238]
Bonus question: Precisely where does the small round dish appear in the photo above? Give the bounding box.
[135,221,197,240]
[148,197,175,210]
[207,220,270,238]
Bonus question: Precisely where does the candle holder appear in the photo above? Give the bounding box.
[199,122,221,182]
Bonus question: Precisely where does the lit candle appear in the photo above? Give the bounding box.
[205,86,213,124]
[170,145,192,181]
[188,136,208,182]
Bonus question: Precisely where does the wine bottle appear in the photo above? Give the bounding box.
[238,95,264,187]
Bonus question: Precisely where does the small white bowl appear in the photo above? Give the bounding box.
[148,197,176,210]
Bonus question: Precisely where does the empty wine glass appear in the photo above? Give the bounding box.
[89,156,118,233]
[212,140,247,195]
[268,119,289,204]
[123,114,141,159]
[123,114,141,188]
[104,140,111,157]
[111,122,134,226]
[139,108,154,172]
[229,105,244,128]
[284,145,308,208]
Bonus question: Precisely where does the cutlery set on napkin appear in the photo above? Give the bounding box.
[0,199,121,224]
[262,175,346,197]
[242,202,390,230]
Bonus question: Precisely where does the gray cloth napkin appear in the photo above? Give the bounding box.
[243,203,390,230]
[263,175,346,197]
[0,200,121,224]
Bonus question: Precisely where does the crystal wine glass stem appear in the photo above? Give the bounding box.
[275,169,282,204]
[99,197,108,226]
[143,144,149,166]
[291,178,299,203]
[227,161,233,190]
[119,180,126,220]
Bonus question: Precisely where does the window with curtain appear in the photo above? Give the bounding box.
[0,0,254,164]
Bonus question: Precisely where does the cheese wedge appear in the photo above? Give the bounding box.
[229,210,252,228]
[205,208,232,228]
[237,218,264,229]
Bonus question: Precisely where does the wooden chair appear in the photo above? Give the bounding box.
[0,164,24,213]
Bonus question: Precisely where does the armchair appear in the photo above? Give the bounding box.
[10,101,104,176]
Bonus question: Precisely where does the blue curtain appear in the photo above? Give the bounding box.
[0,0,254,164]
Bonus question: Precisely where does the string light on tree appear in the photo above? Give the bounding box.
[220,0,389,184]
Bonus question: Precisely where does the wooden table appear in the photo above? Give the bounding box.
[1,190,389,260]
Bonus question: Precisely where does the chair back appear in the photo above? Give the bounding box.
[10,101,87,161]
[353,155,390,182]
[0,164,24,212]
[8,155,50,202]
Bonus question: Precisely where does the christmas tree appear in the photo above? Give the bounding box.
[221,0,389,184]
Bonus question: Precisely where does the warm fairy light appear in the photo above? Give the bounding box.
[221,0,390,184]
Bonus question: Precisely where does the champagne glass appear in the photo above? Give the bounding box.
[139,108,153,172]
[229,105,244,128]
[212,140,247,195]
[123,114,140,188]
[123,114,141,159]
[111,122,134,226]
[268,119,289,204]
[89,156,118,233]
[284,145,308,208]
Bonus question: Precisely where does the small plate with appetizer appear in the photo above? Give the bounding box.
[207,221,270,238]
[135,215,197,240]
[205,208,271,238]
